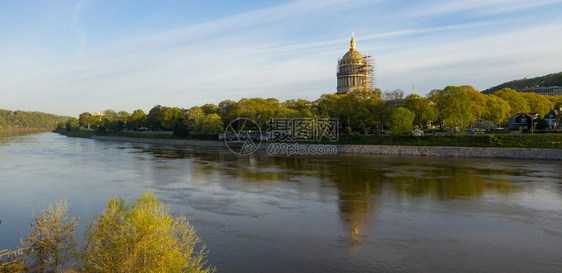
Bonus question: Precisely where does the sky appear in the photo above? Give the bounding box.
[2,0,562,117]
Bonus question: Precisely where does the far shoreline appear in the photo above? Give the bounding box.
[54,132,562,160]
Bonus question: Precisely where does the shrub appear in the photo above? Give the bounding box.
[82,192,215,273]
[21,199,80,273]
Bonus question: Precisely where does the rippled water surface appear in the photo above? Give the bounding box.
[1,132,561,272]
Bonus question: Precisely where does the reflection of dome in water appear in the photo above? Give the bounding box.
[336,30,372,94]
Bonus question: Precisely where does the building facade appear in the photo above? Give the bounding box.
[336,31,373,94]
[507,112,541,130]
[515,86,562,96]
[543,109,560,129]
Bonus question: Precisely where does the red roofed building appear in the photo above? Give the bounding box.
[507,112,541,130]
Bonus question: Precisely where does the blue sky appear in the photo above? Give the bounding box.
[2,0,562,116]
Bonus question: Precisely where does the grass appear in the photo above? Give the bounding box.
[54,129,562,149]
[327,133,562,148]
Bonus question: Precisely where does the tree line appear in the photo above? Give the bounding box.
[0,110,68,131]
[64,85,562,136]
[483,71,562,93]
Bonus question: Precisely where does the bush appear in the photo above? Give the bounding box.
[21,199,80,273]
[82,192,215,273]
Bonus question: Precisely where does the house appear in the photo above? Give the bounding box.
[543,109,560,130]
[507,112,540,130]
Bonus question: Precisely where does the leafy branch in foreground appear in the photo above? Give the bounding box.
[21,198,80,273]
[82,192,215,273]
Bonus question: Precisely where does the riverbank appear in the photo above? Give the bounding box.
[1,127,56,132]
[83,135,562,160]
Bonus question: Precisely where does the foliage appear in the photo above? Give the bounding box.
[188,106,206,127]
[79,112,93,129]
[492,88,529,116]
[65,84,562,136]
[536,119,549,130]
[404,94,436,128]
[199,113,224,134]
[0,109,68,131]
[521,92,555,116]
[484,95,511,124]
[129,109,147,130]
[160,107,184,130]
[201,104,218,115]
[483,71,562,93]
[146,105,163,130]
[428,86,472,129]
[65,118,80,132]
[337,88,383,133]
[82,192,215,273]
[172,117,193,137]
[325,133,562,149]
[390,107,415,134]
[21,199,80,273]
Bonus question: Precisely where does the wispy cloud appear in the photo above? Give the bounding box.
[71,0,93,53]
[2,0,562,115]
[411,0,562,17]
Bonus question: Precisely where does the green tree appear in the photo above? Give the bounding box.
[463,86,488,126]
[172,117,193,137]
[188,106,205,129]
[338,88,382,133]
[201,104,218,115]
[217,100,240,124]
[314,93,341,118]
[103,109,118,121]
[484,95,511,124]
[82,192,215,273]
[521,92,554,116]
[492,88,529,117]
[282,99,314,117]
[199,113,224,134]
[117,111,130,122]
[536,119,549,130]
[146,105,162,130]
[237,98,279,122]
[428,86,473,129]
[21,199,80,273]
[404,94,436,128]
[160,107,184,131]
[390,107,415,134]
[129,109,146,130]
[79,112,93,130]
[65,118,80,132]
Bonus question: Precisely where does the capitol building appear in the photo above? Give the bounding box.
[336,31,374,94]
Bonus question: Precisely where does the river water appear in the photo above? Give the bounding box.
[1,131,561,272]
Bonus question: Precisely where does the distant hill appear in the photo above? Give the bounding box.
[482,72,562,94]
[0,109,69,131]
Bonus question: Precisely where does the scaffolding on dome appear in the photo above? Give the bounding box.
[364,55,375,90]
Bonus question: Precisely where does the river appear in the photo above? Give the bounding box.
[1,131,561,272]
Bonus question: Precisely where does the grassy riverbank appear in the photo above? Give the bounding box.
[54,129,562,149]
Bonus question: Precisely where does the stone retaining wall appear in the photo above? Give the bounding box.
[90,136,562,160]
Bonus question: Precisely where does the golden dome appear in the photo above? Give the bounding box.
[340,30,365,66]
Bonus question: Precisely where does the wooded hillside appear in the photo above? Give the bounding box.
[0,109,69,131]
[483,72,562,94]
